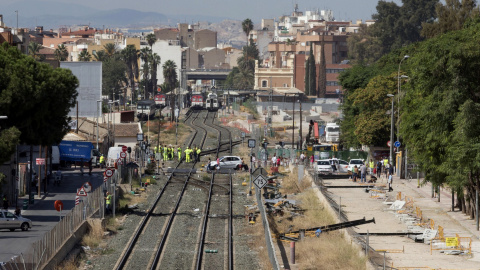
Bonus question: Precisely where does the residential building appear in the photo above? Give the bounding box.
[0,15,30,53]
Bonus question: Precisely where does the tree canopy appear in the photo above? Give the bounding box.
[0,43,78,163]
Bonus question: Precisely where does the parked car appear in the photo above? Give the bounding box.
[316,160,333,174]
[0,210,32,231]
[348,159,365,172]
[316,159,350,174]
[206,156,243,170]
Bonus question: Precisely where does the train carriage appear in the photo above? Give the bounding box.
[137,100,156,120]
[191,93,204,108]
[205,93,219,111]
[154,94,166,108]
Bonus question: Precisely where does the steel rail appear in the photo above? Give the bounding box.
[195,172,215,270]
[149,110,209,270]
[228,173,234,270]
[115,110,203,270]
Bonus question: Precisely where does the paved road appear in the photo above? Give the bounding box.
[0,168,105,262]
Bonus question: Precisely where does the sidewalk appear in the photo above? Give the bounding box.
[321,173,480,269]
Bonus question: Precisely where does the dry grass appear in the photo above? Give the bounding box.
[81,219,104,248]
[54,256,79,270]
[244,219,271,269]
[268,169,366,269]
[294,233,367,270]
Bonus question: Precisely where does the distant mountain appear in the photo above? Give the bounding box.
[3,0,228,29]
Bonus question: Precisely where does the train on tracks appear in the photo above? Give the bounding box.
[191,92,204,108]
[136,99,156,120]
[205,93,220,111]
[154,94,166,108]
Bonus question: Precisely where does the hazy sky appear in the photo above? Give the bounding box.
[3,0,403,23]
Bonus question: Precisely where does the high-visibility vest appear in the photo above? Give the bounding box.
[369,161,374,168]
[154,146,158,153]
[197,149,201,155]
[178,147,182,153]
[99,156,104,163]
[383,159,388,166]
[106,195,112,205]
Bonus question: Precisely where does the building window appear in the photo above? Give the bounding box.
[326,69,345,73]
[261,80,268,87]
[283,83,288,87]
[326,81,339,86]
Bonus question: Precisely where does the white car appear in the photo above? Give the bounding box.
[316,160,334,174]
[348,159,365,172]
[206,156,243,170]
[0,210,32,231]
[316,159,350,174]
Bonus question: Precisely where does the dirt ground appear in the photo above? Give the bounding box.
[322,173,480,269]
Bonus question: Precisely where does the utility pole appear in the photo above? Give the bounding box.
[292,95,295,150]
[15,11,18,34]
[299,99,302,150]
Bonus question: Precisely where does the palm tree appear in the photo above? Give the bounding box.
[122,45,139,102]
[78,50,91,61]
[233,67,254,89]
[150,53,161,97]
[54,44,69,61]
[146,33,157,49]
[28,42,43,61]
[93,50,107,61]
[163,60,178,122]
[104,43,117,58]
[242,18,254,44]
[139,47,152,98]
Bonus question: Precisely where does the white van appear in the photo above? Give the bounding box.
[107,147,123,167]
[52,146,60,170]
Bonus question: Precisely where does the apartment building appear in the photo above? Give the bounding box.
[0,14,30,54]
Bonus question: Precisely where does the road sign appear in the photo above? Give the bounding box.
[104,168,114,178]
[75,196,80,206]
[83,182,92,193]
[445,237,458,247]
[387,141,391,147]
[248,139,256,148]
[122,145,128,152]
[120,152,127,158]
[394,141,401,148]
[253,174,268,189]
[77,186,88,197]
[137,133,144,141]
[117,158,123,165]
[54,200,64,212]
[241,132,246,138]
[36,158,45,165]
[103,176,108,183]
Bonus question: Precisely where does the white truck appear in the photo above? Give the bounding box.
[325,123,340,143]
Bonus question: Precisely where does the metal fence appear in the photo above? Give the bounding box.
[256,187,280,270]
[2,186,105,270]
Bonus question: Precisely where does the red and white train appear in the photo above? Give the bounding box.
[154,94,166,107]
[191,92,204,108]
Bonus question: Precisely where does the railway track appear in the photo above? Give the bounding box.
[115,109,235,270]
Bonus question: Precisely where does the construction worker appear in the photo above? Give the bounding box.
[193,145,198,161]
[185,147,191,162]
[105,192,112,214]
[163,145,168,161]
[154,146,158,154]
[169,146,174,160]
[99,154,105,168]
[196,147,201,162]
[369,160,374,175]
[177,146,182,161]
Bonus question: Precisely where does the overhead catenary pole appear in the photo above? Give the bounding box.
[387,94,394,165]
[292,94,295,150]
[299,99,302,150]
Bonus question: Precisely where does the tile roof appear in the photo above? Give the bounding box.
[114,123,140,137]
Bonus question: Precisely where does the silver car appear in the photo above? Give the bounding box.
[207,156,243,170]
[0,210,32,231]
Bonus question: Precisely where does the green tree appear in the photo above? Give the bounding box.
[103,43,117,58]
[162,60,178,93]
[304,44,316,96]
[370,0,438,55]
[0,42,78,146]
[122,45,139,101]
[242,18,254,43]
[54,44,69,61]
[78,50,91,61]
[421,0,480,38]
[347,24,383,65]
[150,53,161,96]
[93,50,107,61]
[317,36,326,98]
[102,57,127,99]
[28,42,44,61]
[146,33,157,49]
[233,67,254,89]
[139,47,152,97]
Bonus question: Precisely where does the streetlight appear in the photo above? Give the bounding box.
[387,94,395,165]
[397,55,409,138]
[298,99,302,150]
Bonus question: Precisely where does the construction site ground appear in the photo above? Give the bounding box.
[321,173,480,269]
